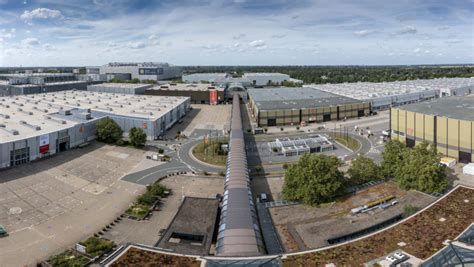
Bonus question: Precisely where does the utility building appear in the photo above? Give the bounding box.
[391,95,474,162]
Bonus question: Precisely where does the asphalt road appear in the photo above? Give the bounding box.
[122,131,226,185]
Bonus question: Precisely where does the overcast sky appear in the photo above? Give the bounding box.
[0,0,473,66]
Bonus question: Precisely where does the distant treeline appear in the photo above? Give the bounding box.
[183,65,474,84]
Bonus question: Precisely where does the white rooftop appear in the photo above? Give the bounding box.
[309,78,474,100]
[150,83,223,91]
[0,91,189,143]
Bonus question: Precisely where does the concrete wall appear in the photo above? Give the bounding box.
[254,102,370,127]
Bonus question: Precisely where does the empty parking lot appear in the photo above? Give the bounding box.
[0,142,146,266]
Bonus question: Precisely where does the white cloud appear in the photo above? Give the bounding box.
[21,37,40,46]
[438,25,450,31]
[446,39,463,44]
[271,34,285,39]
[0,28,16,39]
[127,41,146,49]
[21,8,64,21]
[42,43,56,51]
[249,39,266,48]
[148,34,159,45]
[233,33,246,40]
[353,30,373,37]
[413,48,421,53]
[396,26,417,35]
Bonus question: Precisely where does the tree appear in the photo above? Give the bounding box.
[394,142,448,193]
[348,155,382,185]
[381,139,407,177]
[129,127,147,147]
[96,117,123,144]
[282,154,345,206]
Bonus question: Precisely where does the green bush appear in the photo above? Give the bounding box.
[137,191,158,206]
[80,237,115,257]
[129,127,147,147]
[47,251,89,267]
[403,204,420,217]
[96,117,123,144]
[158,148,165,154]
[148,183,170,197]
[126,203,150,219]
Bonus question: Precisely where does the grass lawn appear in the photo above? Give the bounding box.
[329,133,360,151]
[192,139,228,166]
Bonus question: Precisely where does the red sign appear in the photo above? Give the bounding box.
[39,144,49,154]
[209,90,218,105]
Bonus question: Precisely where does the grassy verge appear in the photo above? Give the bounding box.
[79,237,115,257]
[192,139,228,166]
[47,250,90,266]
[125,203,150,220]
[329,133,360,151]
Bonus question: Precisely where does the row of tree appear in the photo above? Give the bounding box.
[183,65,474,84]
[96,117,147,147]
[282,140,448,206]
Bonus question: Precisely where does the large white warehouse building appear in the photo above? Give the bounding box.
[311,78,474,110]
[0,91,190,169]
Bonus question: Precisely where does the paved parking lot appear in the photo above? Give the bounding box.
[163,104,232,139]
[0,142,146,266]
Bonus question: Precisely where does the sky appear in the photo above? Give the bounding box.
[0,0,473,66]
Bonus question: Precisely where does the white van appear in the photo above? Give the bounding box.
[260,193,268,202]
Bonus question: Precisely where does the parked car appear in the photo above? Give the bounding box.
[260,193,268,202]
[382,129,391,136]
[0,225,7,237]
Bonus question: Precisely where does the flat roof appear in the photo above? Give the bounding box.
[88,83,153,89]
[248,87,361,111]
[243,72,289,77]
[312,78,474,100]
[395,94,474,121]
[156,197,219,255]
[0,91,188,143]
[150,83,224,92]
[4,81,86,88]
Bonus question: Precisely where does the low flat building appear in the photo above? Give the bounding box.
[391,94,474,162]
[0,73,88,96]
[87,83,153,94]
[243,73,291,86]
[248,87,370,127]
[182,73,229,83]
[145,83,225,104]
[97,62,182,81]
[156,197,219,255]
[0,91,190,169]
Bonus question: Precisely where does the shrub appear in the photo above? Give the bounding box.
[129,127,147,147]
[96,117,123,144]
[158,148,164,154]
[80,237,115,257]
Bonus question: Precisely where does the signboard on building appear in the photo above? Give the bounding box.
[39,134,50,154]
[209,90,218,105]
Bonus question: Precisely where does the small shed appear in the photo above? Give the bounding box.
[463,163,474,175]
[440,157,456,168]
